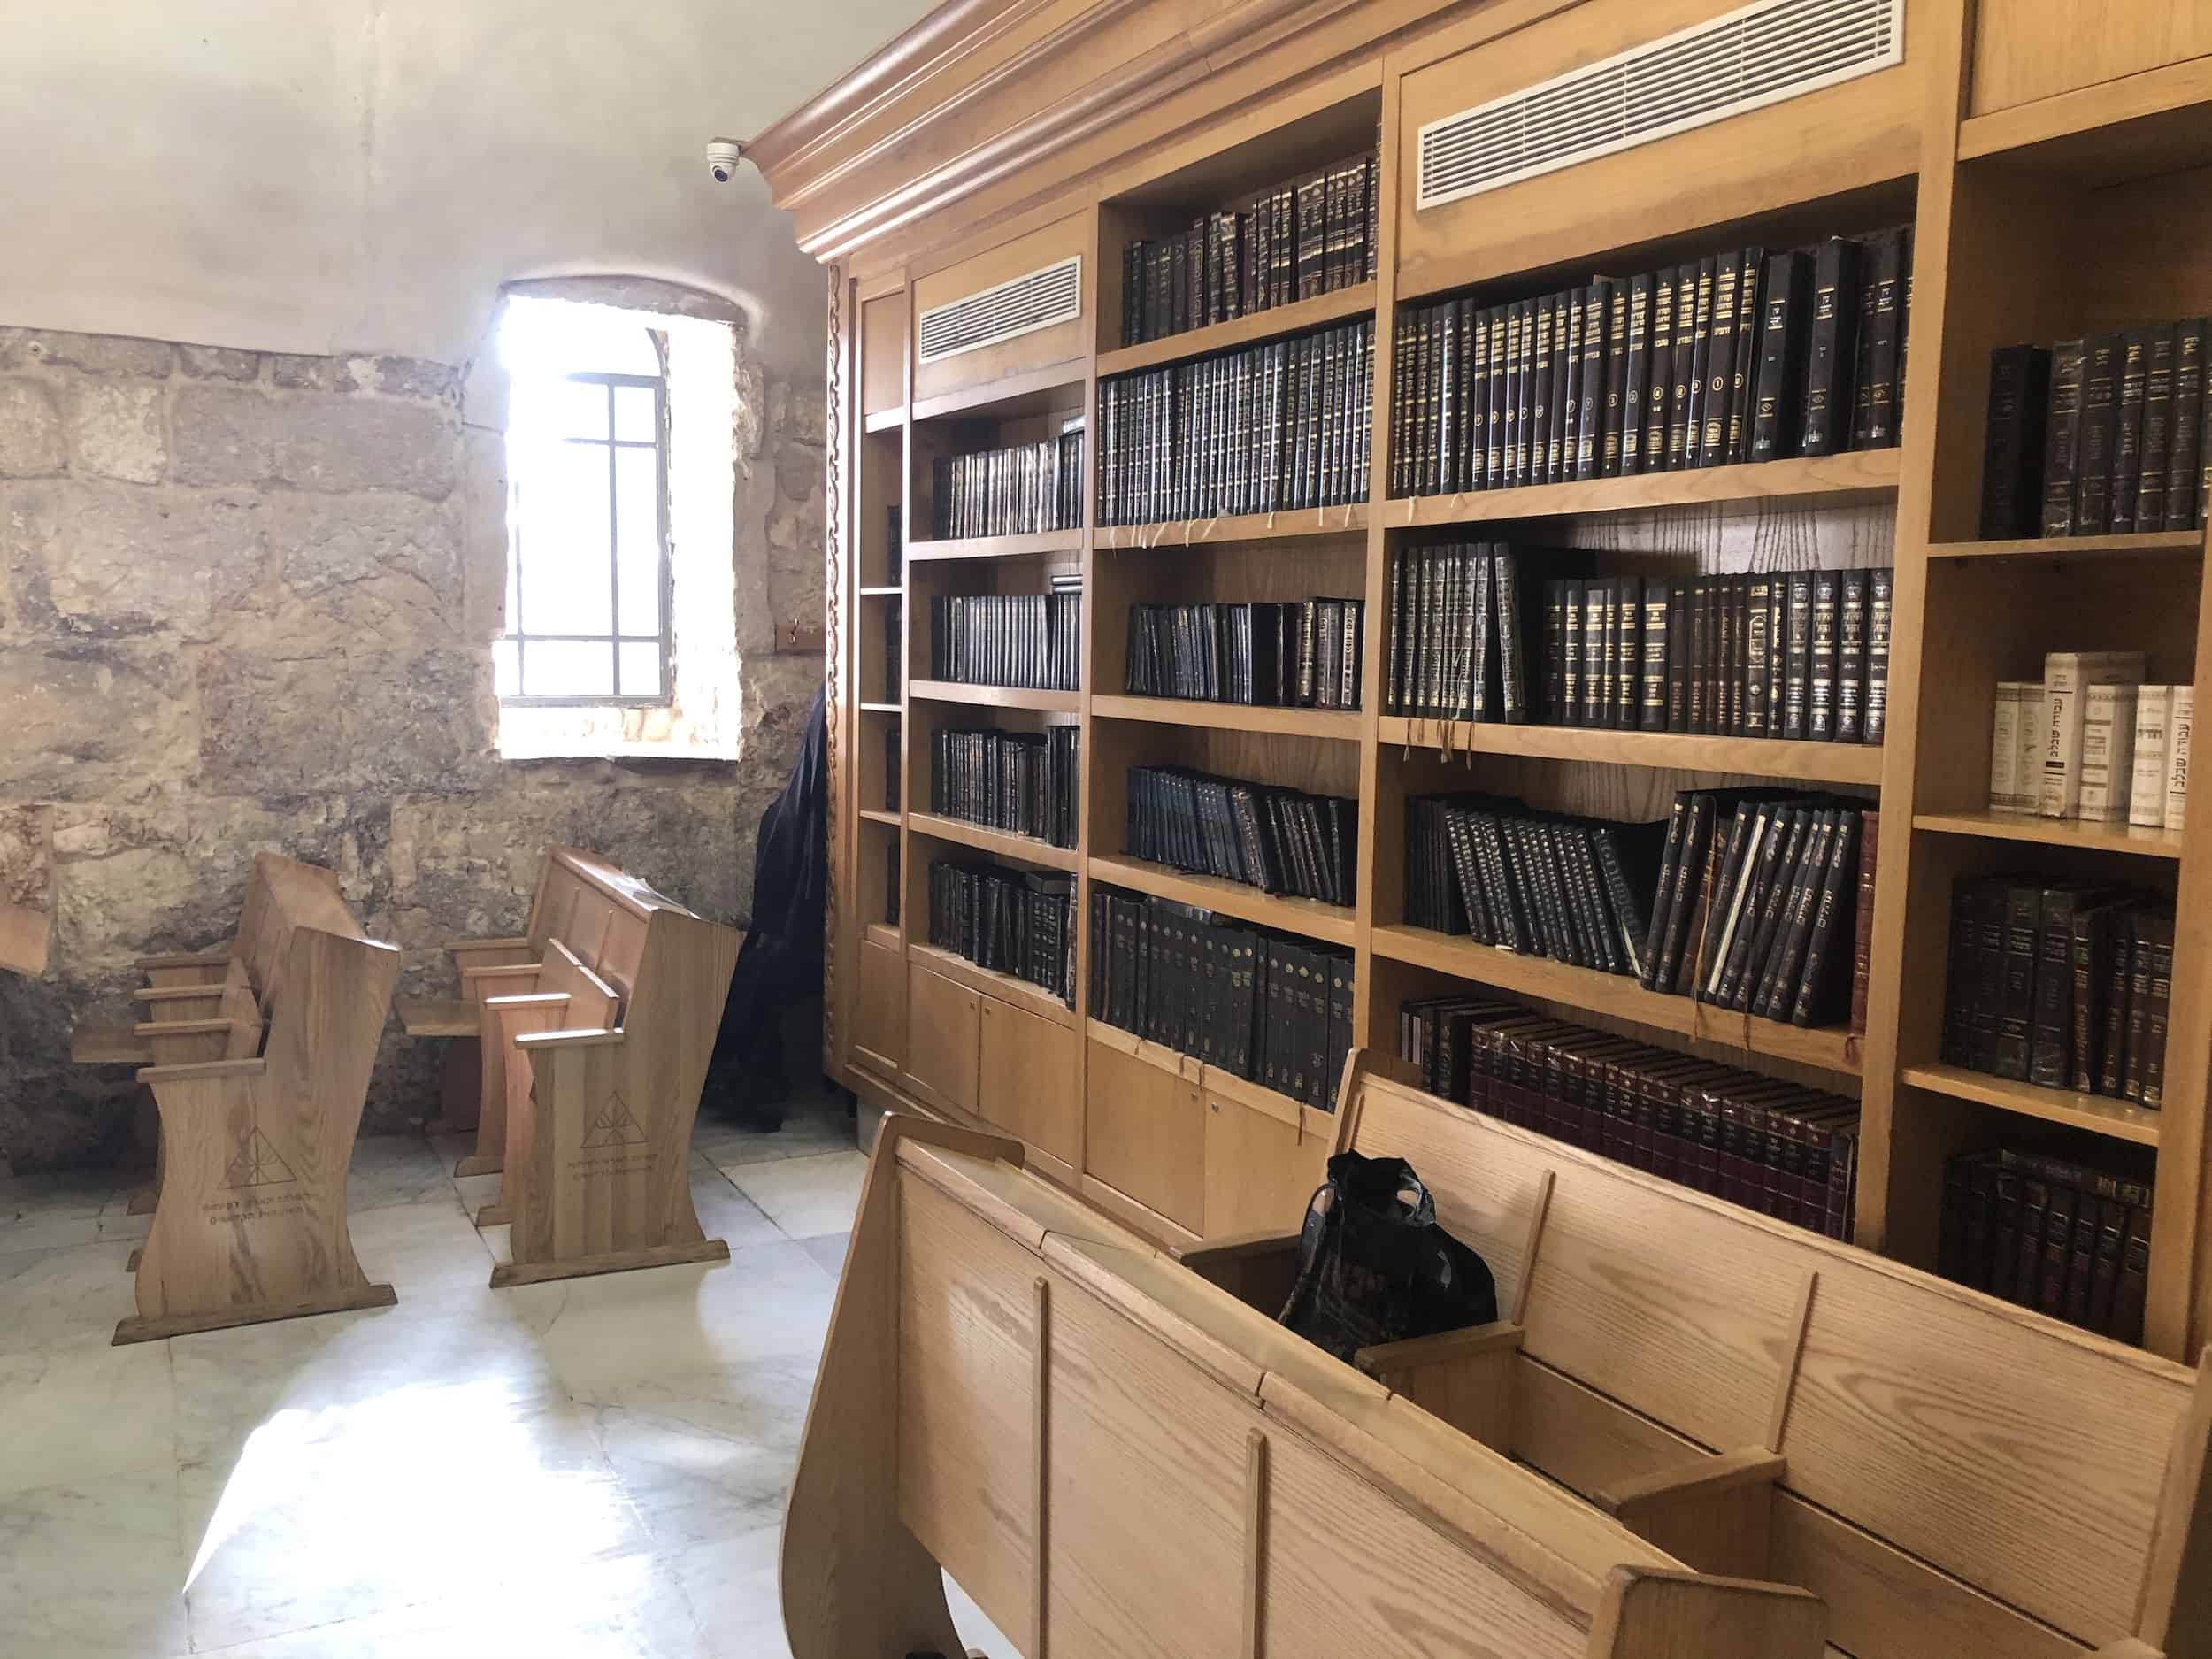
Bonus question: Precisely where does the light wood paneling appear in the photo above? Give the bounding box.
[911,211,1090,405]
[1202,1089,1330,1239]
[979,996,1081,1166]
[1970,0,2212,117]
[905,957,982,1115]
[853,936,909,1071]
[1085,1032,1205,1233]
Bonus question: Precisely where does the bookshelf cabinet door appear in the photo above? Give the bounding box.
[1202,1094,1329,1240]
[1085,1038,1204,1234]
[978,998,1079,1166]
[905,960,980,1117]
[852,937,907,1075]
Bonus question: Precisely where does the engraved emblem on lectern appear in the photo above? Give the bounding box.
[580,1094,649,1151]
[224,1128,297,1188]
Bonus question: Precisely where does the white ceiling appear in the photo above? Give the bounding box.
[0,0,932,373]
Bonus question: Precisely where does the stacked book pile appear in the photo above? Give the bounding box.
[929,727,1079,849]
[1125,764,1356,905]
[1389,228,1911,497]
[926,858,1074,1003]
[1939,1146,2152,1343]
[1097,319,1374,525]
[1124,598,1364,710]
[1118,150,1379,349]
[1397,996,1860,1240]
[928,587,1081,691]
[1089,889,1353,1110]
[930,421,1086,538]
[1386,543,1893,744]
[1978,325,2211,538]
[1941,876,2175,1109]
[1985,653,2191,828]
[1403,788,1878,1033]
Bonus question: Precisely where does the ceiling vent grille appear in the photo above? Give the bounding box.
[918,256,1083,365]
[1416,0,1902,213]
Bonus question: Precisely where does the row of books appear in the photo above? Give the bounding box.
[926,588,1081,691]
[925,858,1075,1004]
[1939,1146,2152,1343]
[928,727,1079,850]
[1388,229,1912,499]
[1941,877,2174,1106]
[1397,997,1860,1240]
[1979,325,2212,540]
[1384,544,1894,744]
[1117,151,1379,349]
[1402,789,1877,1033]
[929,423,1085,539]
[1125,764,1356,906]
[1985,656,2193,826]
[1088,889,1353,1110]
[1096,319,1375,526]
[1123,599,1365,710]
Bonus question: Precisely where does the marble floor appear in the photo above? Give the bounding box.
[0,1093,1010,1658]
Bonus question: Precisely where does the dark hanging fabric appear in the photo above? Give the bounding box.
[703,681,829,1130]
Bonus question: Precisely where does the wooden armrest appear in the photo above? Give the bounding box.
[1599,1448,1788,1521]
[137,1056,268,1083]
[1171,1229,1302,1267]
[484,991,571,1011]
[135,948,232,970]
[1356,1319,1525,1374]
[71,1023,152,1064]
[462,962,543,983]
[396,997,477,1037]
[132,1016,240,1038]
[513,1026,625,1049]
[136,984,224,1004]
[2089,1642,2163,1659]
[1591,1566,1826,1659]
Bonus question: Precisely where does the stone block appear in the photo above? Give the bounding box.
[199,647,490,795]
[274,396,458,497]
[169,384,276,486]
[458,427,510,638]
[265,490,462,645]
[5,480,265,638]
[0,638,196,800]
[16,331,173,378]
[0,378,65,477]
[66,380,166,483]
[178,344,259,382]
[268,354,338,391]
[366,356,459,402]
[0,804,48,910]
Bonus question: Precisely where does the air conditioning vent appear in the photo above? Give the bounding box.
[1416,0,1902,212]
[918,256,1083,365]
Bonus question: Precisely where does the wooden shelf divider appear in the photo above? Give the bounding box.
[907,811,1079,871]
[1094,503,1367,550]
[1912,809,2187,860]
[857,807,901,827]
[1087,853,1357,947]
[1901,1063,2164,1148]
[909,680,1080,713]
[862,405,905,434]
[1092,694,1363,738]
[907,527,1085,563]
[1095,283,1376,378]
[1390,448,1900,527]
[859,700,902,714]
[1377,717,1886,786]
[1370,924,1863,1077]
[910,360,1087,423]
[1926,530,2204,561]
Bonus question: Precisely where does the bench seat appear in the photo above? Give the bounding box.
[70,1023,152,1064]
[396,997,476,1039]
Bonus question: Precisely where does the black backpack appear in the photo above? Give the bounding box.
[1278,1151,1499,1363]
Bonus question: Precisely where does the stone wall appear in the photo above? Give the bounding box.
[0,315,826,1170]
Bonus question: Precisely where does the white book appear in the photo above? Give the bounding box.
[2169,685,2194,830]
[1989,686,2022,810]
[2078,683,2139,822]
[2039,651,2147,818]
[2016,684,2043,810]
[2131,687,2173,828]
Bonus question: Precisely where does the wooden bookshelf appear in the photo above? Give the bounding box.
[908,811,1079,871]
[858,583,902,596]
[1086,1018,1336,1136]
[1371,924,1862,1077]
[806,0,2212,1359]
[857,807,900,826]
[1377,717,1887,786]
[1902,1064,2164,1148]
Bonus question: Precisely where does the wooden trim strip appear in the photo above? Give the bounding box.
[1033,1273,1052,1658]
[1242,1428,1268,1659]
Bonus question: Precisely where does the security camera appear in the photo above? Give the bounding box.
[706,139,745,184]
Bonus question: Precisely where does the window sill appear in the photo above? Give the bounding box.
[496,737,738,763]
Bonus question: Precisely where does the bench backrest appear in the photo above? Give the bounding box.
[524,845,705,1013]
[1341,1060,2200,1655]
[538,937,621,1030]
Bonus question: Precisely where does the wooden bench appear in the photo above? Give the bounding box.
[114,853,401,1343]
[785,1064,2212,1658]
[462,849,742,1288]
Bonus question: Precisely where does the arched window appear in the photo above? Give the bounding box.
[495,298,672,703]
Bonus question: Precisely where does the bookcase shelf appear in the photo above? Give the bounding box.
[863,405,906,434]
[863,921,902,950]
[1093,694,1363,739]
[1912,809,2187,861]
[1955,56,2212,184]
[859,584,903,596]
[908,528,1085,563]
[909,941,1077,1030]
[1901,1063,2164,1148]
[910,680,1081,713]
[1390,448,1901,529]
[908,811,1079,872]
[910,361,1087,424]
[1927,531,2204,563]
[859,701,902,714]
[858,807,901,827]
[1096,282,1377,378]
[1095,504,1367,549]
[1370,923,1863,1077]
[1377,717,1887,786]
[1087,853,1357,947]
[1086,1018,1336,1135]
